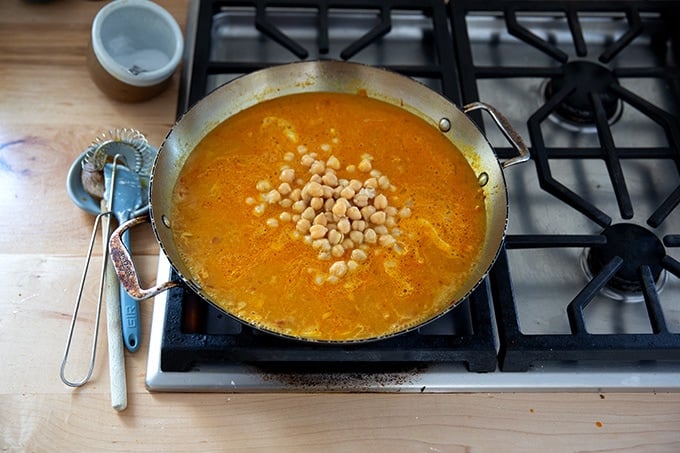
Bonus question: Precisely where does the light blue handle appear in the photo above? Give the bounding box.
[119,216,140,352]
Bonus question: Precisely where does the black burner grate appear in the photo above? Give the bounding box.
[450,0,680,371]
[181,0,460,109]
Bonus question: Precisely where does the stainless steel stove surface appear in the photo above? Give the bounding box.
[146,0,680,392]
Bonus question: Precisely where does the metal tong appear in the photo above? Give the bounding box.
[60,155,125,391]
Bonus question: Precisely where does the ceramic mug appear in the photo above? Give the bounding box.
[87,0,184,102]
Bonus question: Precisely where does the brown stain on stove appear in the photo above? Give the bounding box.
[256,364,426,390]
[595,421,603,428]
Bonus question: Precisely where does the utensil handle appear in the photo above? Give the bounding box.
[463,101,531,169]
[119,229,141,352]
[109,214,180,300]
[101,200,127,411]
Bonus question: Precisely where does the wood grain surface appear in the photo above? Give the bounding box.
[1,1,679,451]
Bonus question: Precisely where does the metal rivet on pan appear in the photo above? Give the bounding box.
[438,118,451,132]
[162,214,171,228]
[478,172,489,187]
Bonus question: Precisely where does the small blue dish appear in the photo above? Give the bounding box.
[66,150,102,215]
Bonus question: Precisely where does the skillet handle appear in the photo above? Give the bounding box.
[109,214,180,300]
[463,101,530,169]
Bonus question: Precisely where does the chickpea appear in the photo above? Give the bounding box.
[278,182,292,196]
[292,200,307,213]
[351,248,368,262]
[309,224,328,239]
[364,228,377,244]
[378,175,390,189]
[306,181,323,197]
[369,211,386,225]
[310,196,324,210]
[300,154,315,167]
[321,185,334,198]
[326,155,341,170]
[349,230,364,244]
[364,177,378,189]
[353,194,369,207]
[374,225,388,235]
[347,206,362,220]
[322,171,338,187]
[379,234,396,248]
[357,158,372,172]
[302,206,316,221]
[279,169,295,183]
[337,218,351,234]
[332,198,349,217]
[266,218,279,228]
[296,218,311,233]
[264,189,282,204]
[374,194,388,210]
[360,205,376,221]
[256,180,271,192]
[341,238,354,250]
[351,220,366,231]
[340,186,355,200]
[313,213,328,226]
[331,244,345,258]
[398,207,412,218]
[279,212,292,222]
[312,238,331,252]
[309,160,325,175]
[329,261,348,277]
[328,229,343,245]
[349,179,363,192]
[289,188,302,202]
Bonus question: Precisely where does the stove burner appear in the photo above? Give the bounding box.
[584,223,667,301]
[544,60,621,128]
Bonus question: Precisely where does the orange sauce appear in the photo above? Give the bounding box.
[171,92,486,341]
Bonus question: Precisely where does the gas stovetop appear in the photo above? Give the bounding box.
[146,0,680,392]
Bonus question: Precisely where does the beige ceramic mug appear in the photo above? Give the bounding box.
[87,0,184,102]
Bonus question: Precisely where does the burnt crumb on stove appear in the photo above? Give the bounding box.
[420,386,426,393]
[256,363,427,390]
[599,394,605,399]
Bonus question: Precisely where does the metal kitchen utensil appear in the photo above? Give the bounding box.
[104,163,144,352]
[67,128,152,216]
[66,128,156,353]
[60,155,124,388]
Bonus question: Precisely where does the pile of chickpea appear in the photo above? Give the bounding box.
[248,145,412,284]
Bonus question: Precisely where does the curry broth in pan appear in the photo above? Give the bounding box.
[171,92,486,341]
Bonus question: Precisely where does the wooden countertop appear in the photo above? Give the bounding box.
[1,0,679,450]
